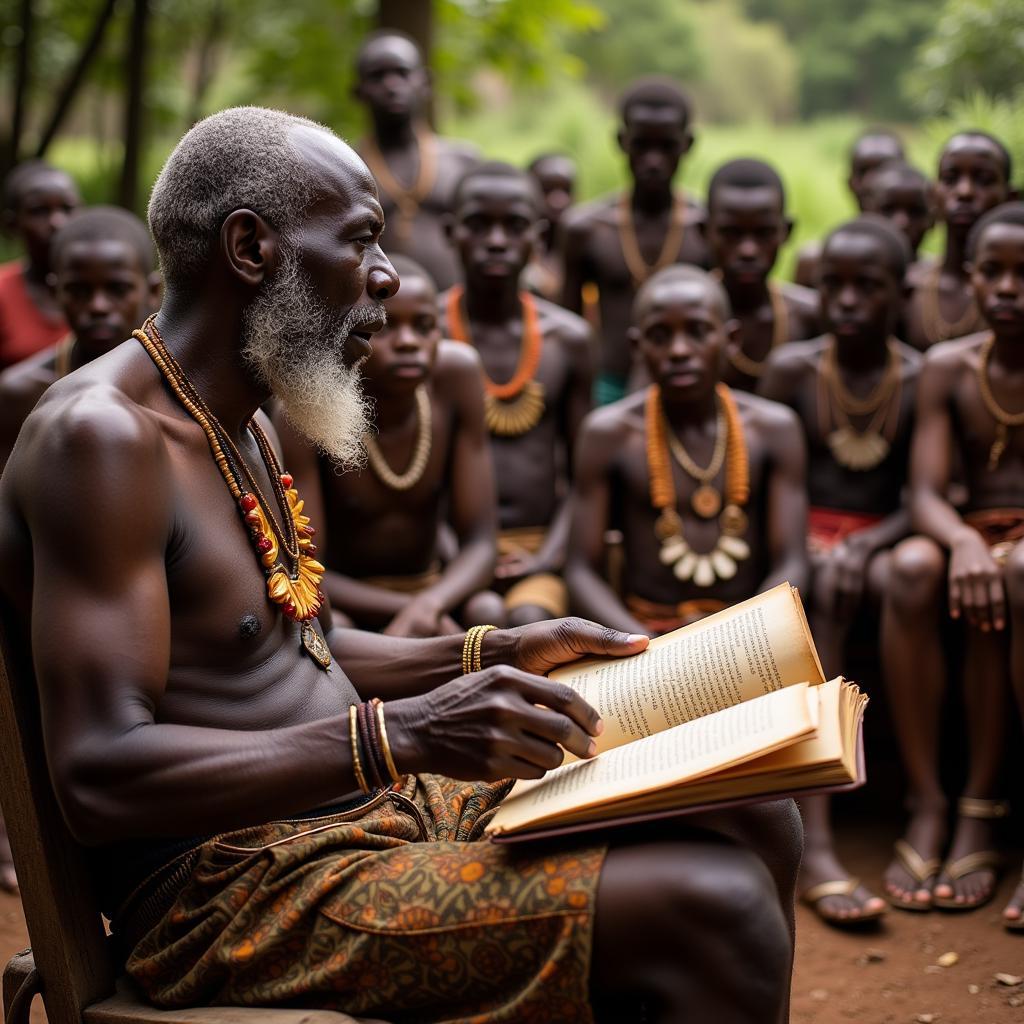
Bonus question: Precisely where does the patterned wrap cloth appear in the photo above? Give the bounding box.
[123,774,605,1023]
[498,528,569,617]
[964,508,1024,566]
[625,594,727,635]
[807,506,883,556]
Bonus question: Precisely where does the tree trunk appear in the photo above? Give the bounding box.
[6,0,33,174]
[186,0,226,128]
[34,0,118,159]
[377,0,435,125]
[118,0,150,211]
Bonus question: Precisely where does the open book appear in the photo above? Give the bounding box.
[487,583,867,842]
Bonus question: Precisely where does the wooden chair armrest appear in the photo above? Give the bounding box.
[3,949,42,1024]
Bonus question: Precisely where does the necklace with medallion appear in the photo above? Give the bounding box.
[360,127,438,247]
[817,337,902,472]
[647,383,750,588]
[132,316,331,669]
[446,285,545,436]
[363,384,433,490]
[618,192,688,287]
[920,265,984,345]
[976,332,1024,470]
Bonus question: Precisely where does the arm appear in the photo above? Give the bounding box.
[24,396,626,844]
[911,349,1003,630]
[757,404,810,595]
[559,213,590,316]
[384,350,497,636]
[532,318,595,573]
[564,411,649,634]
[274,406,410,626]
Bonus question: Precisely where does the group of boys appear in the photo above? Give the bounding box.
[0,30,1021,1010]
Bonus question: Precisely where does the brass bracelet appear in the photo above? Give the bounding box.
[462,625,483,675]
[349,704,370,794]
[374,699,404,785]
[472,624,498,673]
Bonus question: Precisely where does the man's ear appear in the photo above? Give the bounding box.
[781,216,795,244]
[627,325,642,356]
[221,209,276,288]
[680,128,695,157]
[723,317,743,353]
[45,271,58,297]
[616,126,628,156]
[442,213,456,247]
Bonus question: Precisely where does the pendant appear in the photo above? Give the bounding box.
[691,484,722,519]
[655,508,684,541]
[827,427,890,472]
[301,622,332,669]
[484,381,546,437]
[659,535,688,564]
[719,504,748,538]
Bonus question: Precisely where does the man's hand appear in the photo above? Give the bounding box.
[384,665,604,781]
[383,594,445,638]
[495,548,545,582]
[498,616,650,677]
[949,530,1006,631]
[819,537,873,622]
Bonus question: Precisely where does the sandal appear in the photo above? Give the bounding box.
[800,877,886,926]
[933,797,1008,911]
[883,839,941,912]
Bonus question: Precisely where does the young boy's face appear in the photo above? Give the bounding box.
[10,172,79,268]
[53,239,157,356]
[630,278,730,403]
[970,223,1024,340]
[362,272,440,396]
[706,185,789,287]
[449,177,539,282]
[862,170,934,255]
[818,232,902,345]
[936,137,1009,236]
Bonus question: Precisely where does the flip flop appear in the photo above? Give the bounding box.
[883,838,941,912]
[933,850,1002,910]
[800,877,886,926]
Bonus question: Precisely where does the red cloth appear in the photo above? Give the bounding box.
[0,261,68,369]
[808,506,883,555]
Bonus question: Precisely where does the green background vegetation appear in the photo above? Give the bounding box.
[2,0,1024,274]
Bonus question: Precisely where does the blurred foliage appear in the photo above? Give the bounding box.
[907,0,1024,115]
[741,0,933,119]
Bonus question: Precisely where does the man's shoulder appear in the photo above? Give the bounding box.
[435,338,483,385]
[733,388,801,435]
[924,330,988,374]
[436,136,482,168]
[580,389,646,443]
[563,195,619,234]
[0,346,57,403]
[534,296,591,349]
[777,281,818,314]
[764,336,828,377]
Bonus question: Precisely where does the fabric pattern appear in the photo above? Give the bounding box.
[126,774,605,1023]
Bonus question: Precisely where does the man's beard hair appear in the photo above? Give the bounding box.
[240,242,380,470]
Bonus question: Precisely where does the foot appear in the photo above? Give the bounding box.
[883,804,946,910]
[799,846,885,925]
[1002,867,1024,930]
[933,804,1001,909]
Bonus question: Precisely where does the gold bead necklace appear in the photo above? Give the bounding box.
[363,384,433,491]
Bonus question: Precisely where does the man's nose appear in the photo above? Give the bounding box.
[995,270,1019,297]
[368,253,399,302]
[955,174,975,198]
[394,323,421,350]
[49,209,70,233]
[838,283,859,308]
[485,223,508,249]
[668,330,694,358]
[737,236,759,259]
[87,289,113,314]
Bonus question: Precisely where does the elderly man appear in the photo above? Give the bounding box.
[0,107,800,1024]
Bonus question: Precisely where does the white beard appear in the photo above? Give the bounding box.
[240,243,381,469]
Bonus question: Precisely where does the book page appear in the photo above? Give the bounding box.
[552,583,825,755]
[487,682,817,836]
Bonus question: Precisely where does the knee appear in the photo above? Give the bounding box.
[887,537,946,610]
[461,590,507,628]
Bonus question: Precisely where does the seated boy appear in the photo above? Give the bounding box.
[0,202,158,889]
[885,203,1024,926]
[760,216,921,925]
[442,163,594,625]
[702,158,819,391]
[566,264,807,638]
[0,160,80,368]
[903,132,1013,351]
[277,255,502,636]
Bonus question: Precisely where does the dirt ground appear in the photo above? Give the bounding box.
[0,822,1019,1023]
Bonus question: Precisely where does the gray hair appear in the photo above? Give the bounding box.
[147,106,332,286]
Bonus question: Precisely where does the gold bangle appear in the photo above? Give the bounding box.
[472,624,497,673]
[375,701,403,785]
[462,625,483,675]
[349,704,370,794]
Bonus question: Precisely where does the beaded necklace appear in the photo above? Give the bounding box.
[132,316,331,669]
[618,192,687,287]
[360,127,438,246]
[725,283,790,379]
[976,332,1024,470]
[446,285,546,436]
[646,383,750,587]
[363,384,433,490]
[920,265,984,345]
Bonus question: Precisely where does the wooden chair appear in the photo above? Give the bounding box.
[0,620,385,1024]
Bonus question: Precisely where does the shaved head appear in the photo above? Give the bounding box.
[633,265,731,322]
